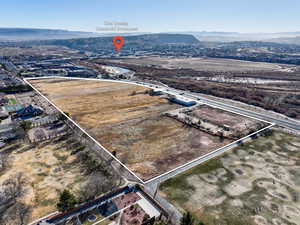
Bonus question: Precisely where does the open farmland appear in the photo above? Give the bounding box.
[93,57,300,119]
[189,105,260,128]
[106,57,295,72]
[94,115,232,180]
[183,105,266,139]
[160,130,300,225]
[29,78,266,181]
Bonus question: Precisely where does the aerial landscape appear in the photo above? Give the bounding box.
[28,77,267,181]
[0,1,300,225]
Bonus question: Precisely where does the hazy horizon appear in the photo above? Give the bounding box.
[1,0,299,33]
[0,27,300,35]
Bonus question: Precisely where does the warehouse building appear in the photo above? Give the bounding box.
[169,97,197,107]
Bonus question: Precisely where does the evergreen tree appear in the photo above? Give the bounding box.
[180,212,195,225]
[180,212,205,225]
[57,189,77,212]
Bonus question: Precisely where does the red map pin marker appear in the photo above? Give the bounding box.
[112,36,124,51]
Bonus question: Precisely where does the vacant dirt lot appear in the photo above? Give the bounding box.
[160,130,300,225]
[95,115,231,180]
[0,137,87,221]
[189,105,260,128]
[109,57,291,72]
[96,57,300,119]
[29,78,239,181]
[31,78,173,129]
[0,134,122,223]
[184,105,266,138]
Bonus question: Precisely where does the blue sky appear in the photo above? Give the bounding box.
[1,0,299,33]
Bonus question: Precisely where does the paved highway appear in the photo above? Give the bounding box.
[134,81,300,184]
[137,82,300,131]
[133,80,300,223]
[185,92,300,131]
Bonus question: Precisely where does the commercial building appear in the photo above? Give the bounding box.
[169,97,197,107]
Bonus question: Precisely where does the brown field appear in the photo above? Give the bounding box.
[31,78,174,129]
[28,78,241,181]
[0,133,122,223]
[0,137,88,222]
[184,105,266,138]
[165,105,267,141]
[189,105,258,128]
[95,115,231,180]
[95,57,300,119]
[108,57,290,72]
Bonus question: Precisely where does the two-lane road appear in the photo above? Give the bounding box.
[184,92,300,131]
[137,82,300,131]
[134,80,300,223]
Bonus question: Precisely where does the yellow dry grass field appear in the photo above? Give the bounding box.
[0,138,87,222]
[29,78,233,181]
[30,78,170,129]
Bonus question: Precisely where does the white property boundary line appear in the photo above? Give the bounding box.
[183,89,300,125]
[145,123,275,184]
[24,76,274,185]
[158,88,271,124]
[24,76,271,124]
[24,76,145,184]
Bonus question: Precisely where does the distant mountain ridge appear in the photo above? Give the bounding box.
[1,28,300,44]
[267,36,300,45]
[186,31,300,43]
[31,33,200,52]
[0,28,103,41]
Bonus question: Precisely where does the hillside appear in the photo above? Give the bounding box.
[34,33,201,52]
[0,28,102,41]
[267,37,300,45]
[193,31,300,42]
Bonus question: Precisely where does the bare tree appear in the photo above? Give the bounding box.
[5,202,32,225]
[0,173,30,225]
[79,174,105,201]
[79,172,118,202]
[12,202,32,225]
[0,153,10,172]
[3,172,26,204]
